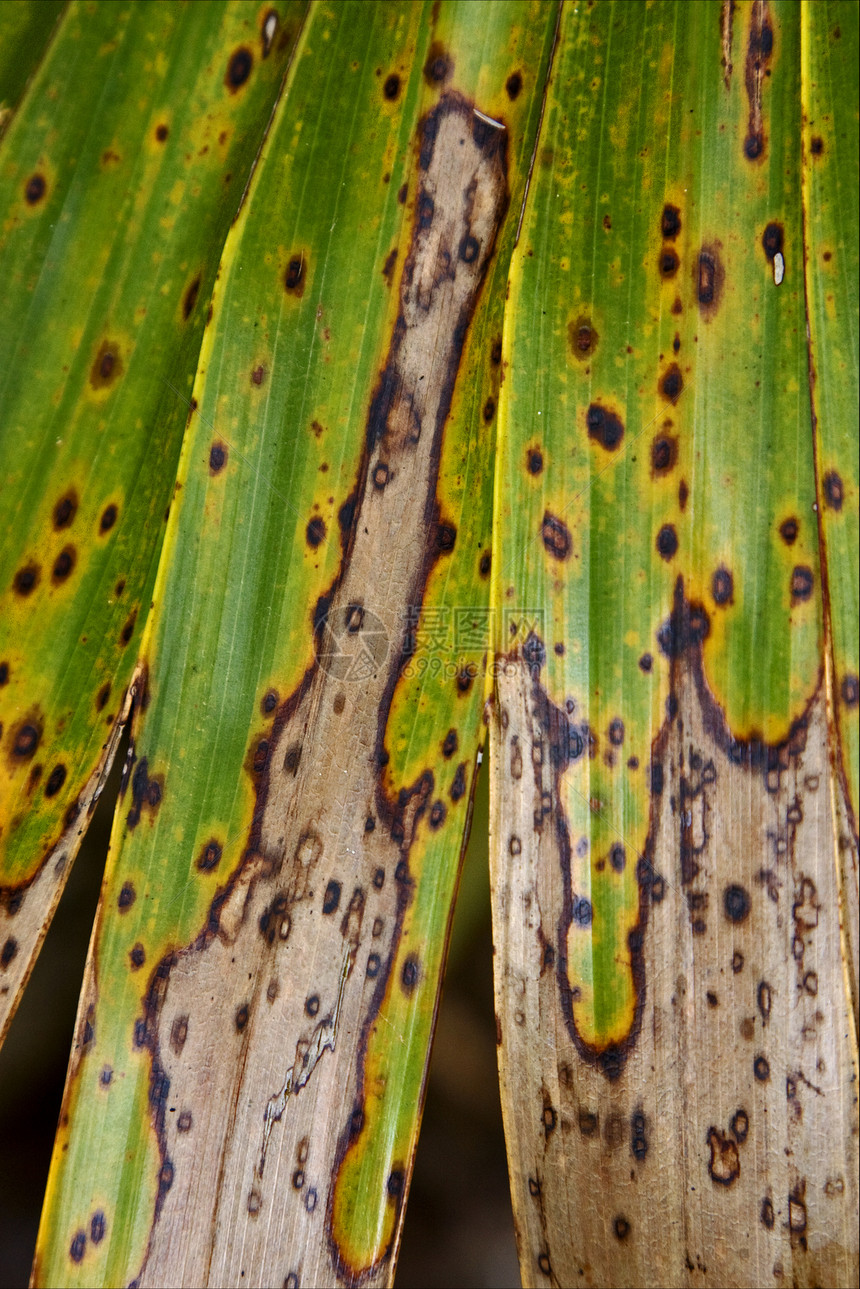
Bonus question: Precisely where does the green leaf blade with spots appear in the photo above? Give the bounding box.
[0,0,306,1043]
[34,3,558,1285]
[490,2,858,1284]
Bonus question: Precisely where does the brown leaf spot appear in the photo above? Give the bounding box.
[541,512,572,560]
[90,341,123,389]
[707,1126,740,1185]
[225,47,253,92]
[586,402,624,450]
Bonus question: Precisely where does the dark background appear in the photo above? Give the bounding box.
[0,745,519,1288]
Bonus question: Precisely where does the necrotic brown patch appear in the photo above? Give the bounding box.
[541,512,572,560]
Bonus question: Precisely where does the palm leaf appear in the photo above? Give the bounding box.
[491,1,858,1285]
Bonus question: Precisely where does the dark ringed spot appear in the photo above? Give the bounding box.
[651,434,677,474]
[479,551,491,577]
[373,462,389,490]
[401,954,420,991]
[183,275,201,320]
[541,511,571,560]
[383,73,400,100]
[613,1216,630,1240]
[366,952,381,978]
[25,173,46,204]
[656,524,678,560]
[423,44,452,84]
[586,402,624,450]
[761,1196,775,1228]
[723,884,750,923]
[69,1230,86,1263]
[129,943,145,970]
[482,397,495,423]
[323,880,341,914]
[572,897,592,927]
[197,839,222,872]
[387,1169,404,1198]
[306,516,326,548]
[235,1004,249,1032]
[730,1109,749,1143]
[52,547,76,583]
[460,234,480,264]
[780,517,798,544]
[304,995,319,1017]
[12,723,40,758]
[639,652,653,673]
[118,882,136,910]
[810,136,824,155]
[13,563,39,595]
[753,1055,770,1082]
[841,675,859,707]
[100,504,118,532]
[761,222,784,261]
[1,939,18,969]
[823,471,843,510]
[225,47,253,91]
[608,719,624,746]
[610,844,626,873]
[155,123,169,142]
[442,729,458,758]
[527,448,543,474]
[53,492,78,529]
[661,204,681,238]
[284,256,305,294]
[659,364,683,403]
[537,1253,552,1275]
[45,764,66,797]
[506,71,523,100]
[712,566,734,605]
[209,441,227,474]
[660,248,680,278]
[790,565,813,602]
